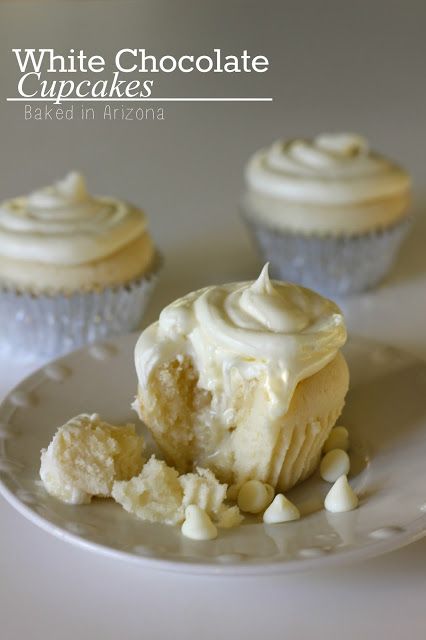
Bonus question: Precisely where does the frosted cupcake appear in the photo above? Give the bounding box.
[133,265,349,492]
[242,133,411,295]
[0,172,161,358]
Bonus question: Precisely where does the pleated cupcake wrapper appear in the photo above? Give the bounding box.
[241,209,411,297]
[0,253,162,361]
[274,407,341,492]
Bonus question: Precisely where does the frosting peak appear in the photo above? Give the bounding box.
[314,133,368,157]
[245,132,411,205]
[27,171,97,219]
[28,171,90,206]
[0,172,148,265]
[229,263,308,333]
[135,267,347,417]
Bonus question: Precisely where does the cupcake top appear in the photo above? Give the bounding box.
[0,172,148,266]
[135,264,346,416]
[244,133,411,234]
[0,172,156,293]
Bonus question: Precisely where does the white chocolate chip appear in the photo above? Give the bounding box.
[263,494,300,524]
[226,483,240,502]
[181,505,218,540]
[324,475,358,513]
[320,449,350,483]
[264,484,275,502]
[323,426,349,453]
[237,480,274,514]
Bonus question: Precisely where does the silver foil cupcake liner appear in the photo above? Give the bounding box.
[242,212,411,297]
[0,253,162,360]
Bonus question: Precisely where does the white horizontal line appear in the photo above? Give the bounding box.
[7,97,273,102]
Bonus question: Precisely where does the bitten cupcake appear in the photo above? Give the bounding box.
[241,133,411,295]
[0,172,161,358]
[133,265,349,492]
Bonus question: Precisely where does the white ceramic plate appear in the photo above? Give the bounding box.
[0,334,425,575]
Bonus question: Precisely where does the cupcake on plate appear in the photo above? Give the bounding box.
[133,264,349,492]
[0,172,161,358]
[241,133,411,296]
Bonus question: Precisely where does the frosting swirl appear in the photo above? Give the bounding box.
[245,133,410,205]
[0,172,147,265]
[135,265,346,416]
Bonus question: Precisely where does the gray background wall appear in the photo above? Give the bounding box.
[1,0,425,331]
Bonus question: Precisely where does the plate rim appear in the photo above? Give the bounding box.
[0,333,425,576]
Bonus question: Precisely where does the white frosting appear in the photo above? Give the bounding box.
[244,134,411,234]
[320,449,350,483]
[181,505,218,540]
[324,475,358,513]
[323,426,349,453]
[263,494,300,523]
[237,480,274,514]
[135,264,346,425]
[0,172,147,265]
[246,134,410,205]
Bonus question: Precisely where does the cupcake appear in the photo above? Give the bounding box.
[241,133,411,295]
[133,264,349,492]
[0,172,161,358]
